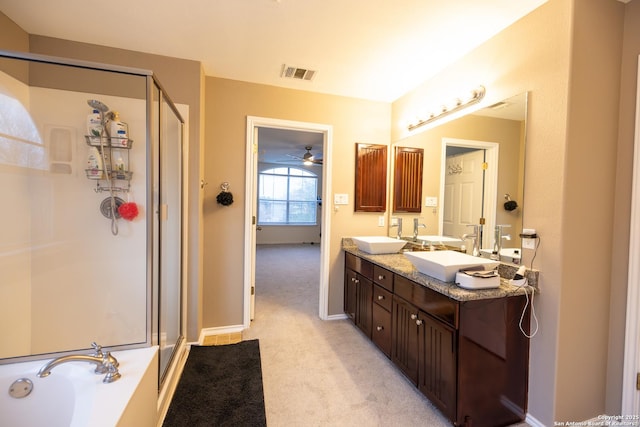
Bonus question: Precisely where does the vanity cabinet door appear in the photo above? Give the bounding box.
[345,267,373,338]
[391,295,420,384]
[372,303,392,357]
[344,268,358,320]
[355,275,373,338]
[418,311,457,421]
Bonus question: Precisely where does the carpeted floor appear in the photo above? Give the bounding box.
[243,244,454,427]
[162,340,266,427]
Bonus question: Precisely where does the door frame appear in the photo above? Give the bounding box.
[243,116,333,327]
[439,137,499,249]
[622,56,640,415]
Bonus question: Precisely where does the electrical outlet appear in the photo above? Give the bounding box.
[522,238,536,250]
[378,216,385,227]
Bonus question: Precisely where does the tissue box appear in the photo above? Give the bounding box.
[455,271,500,290]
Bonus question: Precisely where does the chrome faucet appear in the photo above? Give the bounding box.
[491,224,512,260]
[37,342,121,383]
[462,223,483,257]
[413,218,426,241]
[390,217,403,239]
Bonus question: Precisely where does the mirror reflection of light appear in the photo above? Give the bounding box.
[0,92,45,169]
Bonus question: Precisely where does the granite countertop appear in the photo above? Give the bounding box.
[342,238,537,302]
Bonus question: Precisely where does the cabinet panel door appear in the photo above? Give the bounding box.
[418,312,457,421]
[391,296,419,384]
[356,276,373,338]
[393,146,424,213]
[372,303,392,357]
[344,268,358,320]
[354,143,387,212]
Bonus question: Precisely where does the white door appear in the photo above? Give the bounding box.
[443,149,485,240]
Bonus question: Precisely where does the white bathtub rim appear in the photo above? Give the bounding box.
[0,346,158,427]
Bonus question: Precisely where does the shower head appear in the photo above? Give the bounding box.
[87,99,109,113]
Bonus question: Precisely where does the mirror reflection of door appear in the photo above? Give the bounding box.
[443,148,485,240]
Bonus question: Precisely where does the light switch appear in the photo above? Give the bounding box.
[334,193,349,205]
[425,196,438,207]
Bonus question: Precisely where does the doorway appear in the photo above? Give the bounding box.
[244,116,333,327]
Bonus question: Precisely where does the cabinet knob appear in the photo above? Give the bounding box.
[416,319,423,326]
[354,279,359,284]
[376,326,383,331]
[410,314,418,320]
[378,275,385,280]
[377,295,384,300]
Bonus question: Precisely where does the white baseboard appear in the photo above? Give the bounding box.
[198,324,245,344]
[327,313,348,320]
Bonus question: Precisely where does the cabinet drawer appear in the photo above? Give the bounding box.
[373,265,393,291]
[373,284,393,312]
[345,252,373,279]
[395,275,458,328]
[372,303,392,357]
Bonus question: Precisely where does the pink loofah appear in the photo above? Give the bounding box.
[118,202,139,221]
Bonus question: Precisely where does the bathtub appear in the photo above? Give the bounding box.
[0,346,158,427]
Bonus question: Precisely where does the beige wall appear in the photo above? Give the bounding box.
[393,0,625,424]
[203,76,390,326]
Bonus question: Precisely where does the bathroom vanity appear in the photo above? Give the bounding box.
[343,240,532,427]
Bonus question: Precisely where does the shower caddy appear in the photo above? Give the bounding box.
[85,134,133,193]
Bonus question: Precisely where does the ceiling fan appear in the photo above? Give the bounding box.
[287,146,323,165]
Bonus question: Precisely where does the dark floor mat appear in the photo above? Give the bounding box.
[163,340,266,427]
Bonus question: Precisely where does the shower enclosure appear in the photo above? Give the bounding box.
[0,50,184,388]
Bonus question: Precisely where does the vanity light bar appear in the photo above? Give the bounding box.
[407,86,486,131]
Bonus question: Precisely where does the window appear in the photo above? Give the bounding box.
[258,167,318,225]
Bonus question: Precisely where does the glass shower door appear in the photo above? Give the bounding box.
[157,92,184,385]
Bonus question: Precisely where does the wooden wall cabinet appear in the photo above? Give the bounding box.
[354,143,387,212]
[393,146,424,213]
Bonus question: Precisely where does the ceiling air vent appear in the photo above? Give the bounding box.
[281,64,316,81]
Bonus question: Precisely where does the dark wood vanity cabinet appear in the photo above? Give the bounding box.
[344,253,373,338]
[344,251,530,427]
[392,275,457,421]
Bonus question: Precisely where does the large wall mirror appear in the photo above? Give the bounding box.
[388,92,527,264]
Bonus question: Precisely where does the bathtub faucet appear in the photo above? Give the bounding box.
[37,342,121,383]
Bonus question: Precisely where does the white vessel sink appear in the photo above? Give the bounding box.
[351,236,407,254]
[404,250,499,282]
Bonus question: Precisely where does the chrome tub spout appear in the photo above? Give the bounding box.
[37,343,121,383]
